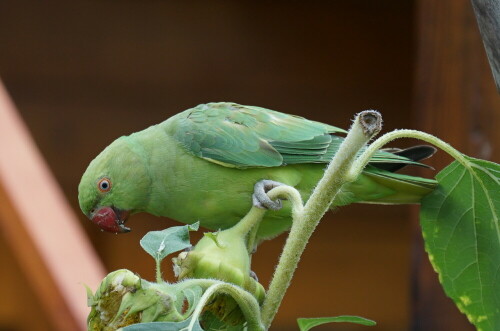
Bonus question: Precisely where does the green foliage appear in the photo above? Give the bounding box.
[420,156,500,331]
[121,317,204,331]
[172,211,267,328]
[181,286,204,318]
[174,227,265,302]
[140,222,199,282]
[297,316,376,330]
[200,312,248,331]
[140,222,199,263]
[87,270,184,330]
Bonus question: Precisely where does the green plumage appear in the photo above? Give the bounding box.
[79,102,436,239]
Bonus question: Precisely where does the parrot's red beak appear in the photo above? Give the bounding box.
[90,206,131,233]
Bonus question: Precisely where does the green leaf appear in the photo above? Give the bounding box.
[204,231,224,248]
[140,222,199,263]
[420,156,500,331]
[297,316,376,330]
[182,286,203,318]
[84,283,95,306]
[120,317,204,331]
[199,311,245,331]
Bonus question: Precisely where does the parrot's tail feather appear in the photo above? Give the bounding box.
[333,165,438,206]
[373,145,437,172]
[361,168,436,204]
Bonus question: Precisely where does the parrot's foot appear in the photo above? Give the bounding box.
[252,180,285,210]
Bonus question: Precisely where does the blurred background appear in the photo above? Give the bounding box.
[0,1,498,330]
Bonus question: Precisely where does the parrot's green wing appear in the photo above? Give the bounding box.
[164,102,421,168]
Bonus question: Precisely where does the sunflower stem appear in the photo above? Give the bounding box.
[155,258,163,283]
[349,129,467,178]
[187,282,265,331]
[260,111,382,329]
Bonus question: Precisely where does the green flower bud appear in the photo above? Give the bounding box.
[172,226,266,326]
[87,269,183,330]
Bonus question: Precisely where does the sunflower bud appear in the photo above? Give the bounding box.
[173,227,265,326]
[87,269,183,330]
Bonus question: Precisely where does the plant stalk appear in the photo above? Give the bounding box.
[246,185,304,253]
[156,258,162,283]
[349,129,469,179]
[187,282,265,331]
[230,206,267,238]
[260,111,383,329]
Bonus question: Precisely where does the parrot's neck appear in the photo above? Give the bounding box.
[127,124,196,219]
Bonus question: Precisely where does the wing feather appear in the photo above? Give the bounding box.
[164,102,425,169]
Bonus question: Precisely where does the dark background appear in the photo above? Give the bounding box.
[0,1,496,330]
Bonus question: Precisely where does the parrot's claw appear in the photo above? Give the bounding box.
[252,180,285,210]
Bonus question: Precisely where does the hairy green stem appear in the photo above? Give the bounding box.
[246,186,304,253]
[224,206,267,254]
[349,129,468,179]
[260,111,382,329]
[230,206,267,238]
[266,185,304,216]
[174,278,218,291]
[187,282,265,331]
[246,222,260,254]
[156,258,162,283]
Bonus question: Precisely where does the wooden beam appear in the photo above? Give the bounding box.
[0,80,106,330]
[412,0,499,330]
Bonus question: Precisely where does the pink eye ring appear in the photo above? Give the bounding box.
[97,178,112,192]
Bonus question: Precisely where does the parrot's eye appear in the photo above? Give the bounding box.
[97,178,112,192]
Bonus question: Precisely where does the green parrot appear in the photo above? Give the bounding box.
[78,102,436,240]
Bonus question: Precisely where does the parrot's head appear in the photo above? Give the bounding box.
[78,136,152,233]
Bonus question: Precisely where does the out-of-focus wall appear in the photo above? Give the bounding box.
[0,1,416,330]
